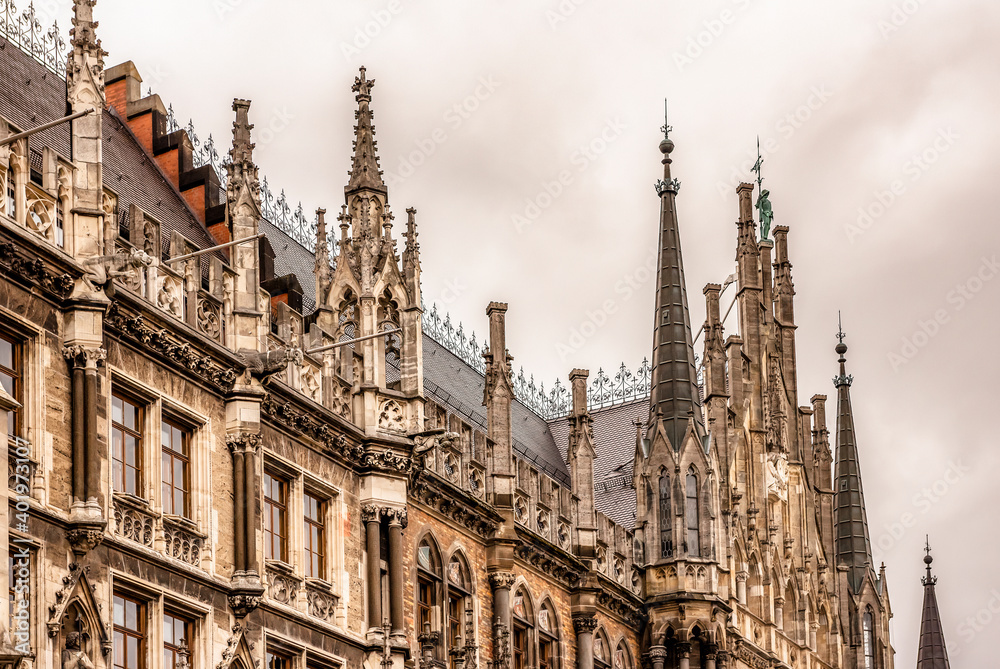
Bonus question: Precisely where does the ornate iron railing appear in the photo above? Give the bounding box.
[421,302,652,420]
[0,0,66,77]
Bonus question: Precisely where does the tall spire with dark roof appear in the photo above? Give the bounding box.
[832,317,873,593]
[917,538,951,669]
[648,102,703,450]
[346,66,386,195]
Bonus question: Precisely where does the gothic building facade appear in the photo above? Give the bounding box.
[0,2,898,669]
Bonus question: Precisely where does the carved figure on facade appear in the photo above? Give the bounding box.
[81,247,153,296]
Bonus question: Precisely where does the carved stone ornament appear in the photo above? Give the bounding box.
[227,592,262,619]
[487,572,516,591]
[66,523,106,555]
[226,432,262,454]
[572,615,598,634]
[0,239,75,297]
[62,344,107,368]
[105,301,239,391]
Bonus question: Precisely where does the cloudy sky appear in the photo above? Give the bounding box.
[39,0,1000,663]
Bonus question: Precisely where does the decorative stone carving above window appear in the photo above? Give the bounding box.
[305,579,339,623]
[514,496,528,525]
[113,495,154,548]
[377,398,405,433]
[163,516,204,567]
[266,562,301,605]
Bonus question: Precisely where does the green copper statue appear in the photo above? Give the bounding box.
[756,189,773,241]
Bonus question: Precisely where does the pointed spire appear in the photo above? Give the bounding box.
[917,538,951,669]
[346,66,387,195]
[226,99,260,214]
[315,208,331,301]
[68,0,108,103]
[649,103,703,450]
[832,318,872,593]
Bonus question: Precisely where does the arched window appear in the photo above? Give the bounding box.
[658,474,672,558]
[594,629,611,669]
[337,289,360,382]
[416,537,442,655]
[614,641,633,669]
[378,289,401,390]
[748,557,764,617]
[537,600,559,669]
[686,468,700,556]
[862,607,876,669]
[511,587,533,669]
[446,553,472,667]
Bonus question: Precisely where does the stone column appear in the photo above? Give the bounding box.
[704,644,718,669]
[810,621,819,650]
[736,571,748,605]
[677,642,691,669]
[573,616,597,669]
[243,434,260,575]
[387,508,407,642]
[774,597,785,630]
[230,440,246,572]
[716,650,730,669]
[488,571,515,639]
[649,645,667,669]
[364,504,383,632]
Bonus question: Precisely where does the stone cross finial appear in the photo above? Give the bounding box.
[353,66,375,102]
[660,98,672,140]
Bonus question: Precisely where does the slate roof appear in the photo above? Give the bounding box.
[0,36,220,269]
[548,397,646,527]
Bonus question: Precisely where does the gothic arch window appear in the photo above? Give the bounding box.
[537,599,560,669]
[614,640,633,669]
[862,607,876,669]
[685,467,700,556]
[658,473,672,558]
[511,587,533,669]
[416,536,442,657]
[5,155,16,219]
[336,289,359,381]
[445,552,472,666]
[783,583,798,641]
[594,628,611,669]
[378,289,401,390]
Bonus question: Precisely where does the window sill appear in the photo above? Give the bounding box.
[112,491,152,511]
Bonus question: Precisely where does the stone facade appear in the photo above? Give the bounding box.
[0,2,900,669]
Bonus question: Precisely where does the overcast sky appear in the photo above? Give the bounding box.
[37,0,1000,663]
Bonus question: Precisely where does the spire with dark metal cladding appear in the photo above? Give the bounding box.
[649,101,703,450]
[917,538,951,669]
[832,316,873,594]
[346,66,387,195]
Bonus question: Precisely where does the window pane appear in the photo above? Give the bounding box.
[0,339,11,368]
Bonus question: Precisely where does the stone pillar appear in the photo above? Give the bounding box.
[488,572,515,639]
[677,642,691,669]
[810,621,819,650]
[774,597,785,630]
[649,645,667,669]
[704,644,718,669]
[231,442,246,572]
[364,505,383,633]
[388,508,406,642]
[573,616,597,669]
[736,571,748,605]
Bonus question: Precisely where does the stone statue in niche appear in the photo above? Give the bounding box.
[62,631,96,669]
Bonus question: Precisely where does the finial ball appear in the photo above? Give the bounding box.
[835,342,847,356]
[659,138,675,155]
[924,553,933,565]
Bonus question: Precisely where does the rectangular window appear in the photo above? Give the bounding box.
[113,594,146,669]
[112,394,143,497]
[303,492,325,579]
[161,419,190,518]
[539,637,554,669]
[6,176,14,218]
[447,593,463,661]
[417,576,433,633]
[0,333,21,437]
[163,612,192,669]
[512,624,528,669]
[266,650,291,669]
[263,472,288,562]
[55,202,64,248]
